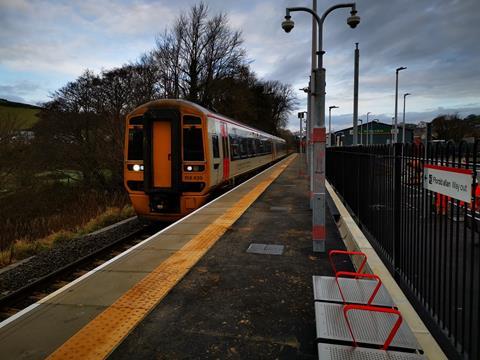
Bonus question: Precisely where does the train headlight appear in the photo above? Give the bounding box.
[186,166,193,172]
[133,164,141,171]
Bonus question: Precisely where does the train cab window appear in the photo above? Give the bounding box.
[183,116,202,125]
[183,126,204,161]
[212,134,220,158]
[129,116,143,125]
[128,128,143,160]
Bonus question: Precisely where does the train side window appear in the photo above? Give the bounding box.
[248,139,255,156]
[229,135,240,160]
[240,138,248,158]
[183,127,204,161]
[265,141,272,154]
[128,128,143,160]
[212,134,220,158]
[255,139,261,155]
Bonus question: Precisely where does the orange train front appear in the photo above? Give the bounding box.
[124,99,287,221]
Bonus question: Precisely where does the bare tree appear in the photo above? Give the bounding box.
[432,114,474,142]
[153,2,245,106]
[0,114,27,190]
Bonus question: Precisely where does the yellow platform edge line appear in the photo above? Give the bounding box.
[47,155,296,360]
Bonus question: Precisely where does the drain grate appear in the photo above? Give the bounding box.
[247,243,284,255]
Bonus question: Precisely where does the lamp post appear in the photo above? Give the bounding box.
[358,119,363,144]
[328,105,339,147]
[372,119,379,144]
[300,86,310,168]
[298,111,308,153]
[282,3,360,252]
[402,93,411,144]
[366,111,371,146]
[394,66,407,143]
[391,116,395,144]
[366,116,369,145]
[353,43,360,145]
[298,112,304,154]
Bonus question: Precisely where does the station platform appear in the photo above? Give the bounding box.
[0,154,351,359]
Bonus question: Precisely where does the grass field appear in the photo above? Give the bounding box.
[0,99,41,129]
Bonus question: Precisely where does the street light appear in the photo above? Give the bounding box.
[394,66,407,143]
[298,111,307,153]
[282,2,360,252]
[391,116,395,143]
[366,111,371,145]
[358,118,363,144]
[372,118,379,144]
[299,86,311,169]
[402,93,411,144]
[328,105,339,147]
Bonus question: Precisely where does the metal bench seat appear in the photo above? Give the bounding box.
[315,302,422,352]
[313,275,395,307]
[317,343,425,360]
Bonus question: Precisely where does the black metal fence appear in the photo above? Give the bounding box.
[326,141,480,360]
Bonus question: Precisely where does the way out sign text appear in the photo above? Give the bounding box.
[423,164,473,203]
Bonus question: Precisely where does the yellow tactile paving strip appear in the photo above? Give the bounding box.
[47,155,295,360]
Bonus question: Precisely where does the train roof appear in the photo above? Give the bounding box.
[133,99,285,143]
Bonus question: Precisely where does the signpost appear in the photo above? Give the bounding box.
[423,164,473,203]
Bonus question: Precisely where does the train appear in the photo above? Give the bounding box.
[124,99,288,221]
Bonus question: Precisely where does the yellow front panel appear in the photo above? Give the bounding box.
[153,121,171,188]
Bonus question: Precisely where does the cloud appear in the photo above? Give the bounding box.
[0,0,176,77]
[0,0,478,123]
[0,80,40,100]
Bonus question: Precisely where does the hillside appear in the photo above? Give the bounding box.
[0,99,42,129]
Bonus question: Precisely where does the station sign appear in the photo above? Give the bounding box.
[423,164,473,203]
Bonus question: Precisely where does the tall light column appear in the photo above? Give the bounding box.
[309,0,317,206]
[282,3,360,252]
[402,93,411,144]
[353,43,359,145]
[328,105,339,147]
[358,119,363,144]
[394,66,407,143]
[366,111,370,145]
[366,116,369,145]
[372,119,379,144]
[300,86,311,169]
[298,112,304,154]
[391,116,395,143]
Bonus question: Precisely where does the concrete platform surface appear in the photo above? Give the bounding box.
[0,156,297,359]
[109,155,351,359]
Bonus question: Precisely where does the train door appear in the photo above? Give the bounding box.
[211,132,221,184]
[143,109,181,213]
[152,121,171,187]
[220,122,230,181]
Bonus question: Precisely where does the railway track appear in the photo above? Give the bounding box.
[0,222,167,322]
[0,157,290,323]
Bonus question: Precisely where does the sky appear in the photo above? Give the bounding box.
[1,0,479,131]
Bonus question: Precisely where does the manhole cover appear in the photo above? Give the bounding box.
[269,206,290,212]
[246,243,284,255]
